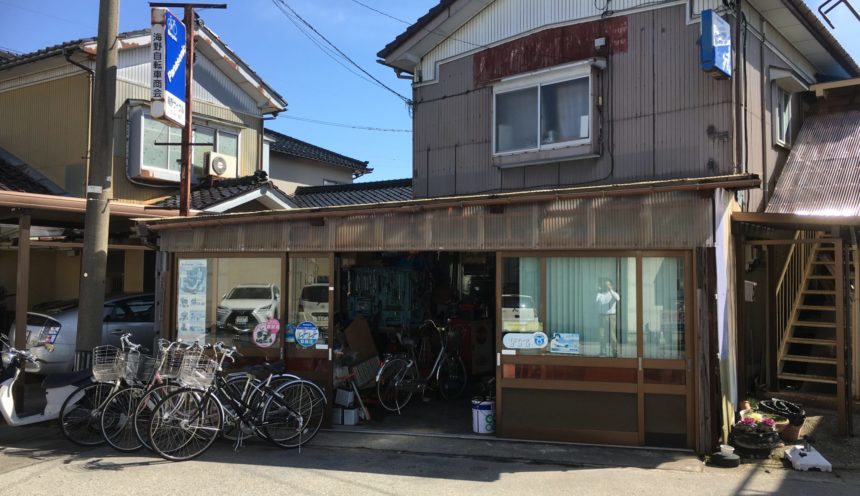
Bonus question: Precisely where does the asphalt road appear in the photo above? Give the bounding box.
[1,432,859,496]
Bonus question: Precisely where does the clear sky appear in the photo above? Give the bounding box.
[0,1,858,183]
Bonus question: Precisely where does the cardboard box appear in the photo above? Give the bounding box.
[344,316,378,363]
[332,407,343,425]
[343,408,359,426]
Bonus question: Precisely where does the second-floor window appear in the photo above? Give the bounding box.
[774,85,792,147]
[494,63,591,155]
[142,114,240,178]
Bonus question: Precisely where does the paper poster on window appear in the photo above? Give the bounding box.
[177,259,207,342]
[550,333,580,354]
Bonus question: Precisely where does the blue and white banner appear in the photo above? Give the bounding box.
[700,10,732,79]
[151,8,186,127]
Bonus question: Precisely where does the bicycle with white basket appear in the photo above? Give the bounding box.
[147,342,326,461]
[57,333,144,446]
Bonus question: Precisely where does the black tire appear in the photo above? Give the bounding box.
[261,380,326,448]
[100,385,146,452]
[376,358,416,413]
[133,384,180,451]
[58,382,115,446]
[148,389,222,462]
[437,355,468,400]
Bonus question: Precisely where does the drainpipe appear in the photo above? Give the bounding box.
[64,48,94,196]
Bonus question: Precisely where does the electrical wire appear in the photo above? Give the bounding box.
[346,0,490,50]
[278,114,411,132]
[270,0,412,105]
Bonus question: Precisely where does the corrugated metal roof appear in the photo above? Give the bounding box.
[766,110,860,216]
[264,129,370,174]
[291,179,412,208]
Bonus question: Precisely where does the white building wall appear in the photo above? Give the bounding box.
[268,153,354,195]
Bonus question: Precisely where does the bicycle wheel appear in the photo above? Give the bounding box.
[148,389,222,462]
[58,382,116,446]
[218,375,264,441]
[133,383,180,451]
[100,385,146,452]
[376,358,416,412]
[437,355,468,400]
[261,380,326,448]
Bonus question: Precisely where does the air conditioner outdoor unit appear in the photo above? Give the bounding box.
[207,152,237,179]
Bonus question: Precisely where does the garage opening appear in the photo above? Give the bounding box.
[330,251,497,436]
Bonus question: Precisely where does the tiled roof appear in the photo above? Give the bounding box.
[766,109,860,216]
[0,148,65,195]
[291,179,412,208]
[0,30,148,70]
[377,0,456,59]
[265,129,370,174]
[152,170,288,211]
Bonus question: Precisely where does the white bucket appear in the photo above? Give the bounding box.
[720,444,735,456]
[472,398,495,434]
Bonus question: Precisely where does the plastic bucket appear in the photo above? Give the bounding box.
[720,444,735,456]
[472,398,495,434]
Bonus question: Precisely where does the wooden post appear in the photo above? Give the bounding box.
[14,214,30,350]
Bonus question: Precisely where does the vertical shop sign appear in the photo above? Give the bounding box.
[177,259,207,342]
[151,8,186,126]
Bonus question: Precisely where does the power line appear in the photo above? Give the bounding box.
[346,0,489,50]
[278,114,411,133]
[269,0,381,88]
[270,0,412,104]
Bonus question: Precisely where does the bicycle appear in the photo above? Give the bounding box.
[99,339,193,452]
[376,319,468,413]
[57,334,143,446]
[148,342,326,461]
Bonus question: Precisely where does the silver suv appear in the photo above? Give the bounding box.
[3,293,156,375]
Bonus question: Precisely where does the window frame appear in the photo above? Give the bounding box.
[773,84,792,149]
[492,62,594,157]
[128,105,243,183]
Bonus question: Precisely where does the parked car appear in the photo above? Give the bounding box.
[299,283,329,328]
[216,283,280,334]
[501,294,542,332]
[2,293,156,375]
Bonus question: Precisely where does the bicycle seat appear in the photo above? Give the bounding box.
[41,369,92,389]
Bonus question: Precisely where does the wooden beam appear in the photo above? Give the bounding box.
[14,215,30,350]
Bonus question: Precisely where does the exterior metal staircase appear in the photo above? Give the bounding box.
[776,235,848,389]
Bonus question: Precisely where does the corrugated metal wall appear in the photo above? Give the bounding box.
[421,0,674,81]
[158,190,713,253]
[413,4,734,198]
[117,46,258,115]
[0,73,89,196]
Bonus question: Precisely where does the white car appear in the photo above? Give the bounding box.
[299,284,329,328]
[216,284,279,334]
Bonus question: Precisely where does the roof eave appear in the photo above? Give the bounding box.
[379,0,493,73]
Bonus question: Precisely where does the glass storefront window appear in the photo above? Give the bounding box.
[642,257,686,359]
[501,258,543,350]
[176,257,281,354]
[287,257,331,350]
[545,257,637,358]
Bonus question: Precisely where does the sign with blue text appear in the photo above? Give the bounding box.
[700,10,732,79]
[295,321,320,348]
[151,8,186,127]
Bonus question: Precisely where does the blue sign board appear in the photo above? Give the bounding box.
[151,8,186,126]
[295,321,320,348]
[700,10,732,79]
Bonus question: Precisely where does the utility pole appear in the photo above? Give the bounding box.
[75,0,119,370]
[151,2,226,216]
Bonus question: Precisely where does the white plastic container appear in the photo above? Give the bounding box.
[720,444,735,456]
[471,398,495,434]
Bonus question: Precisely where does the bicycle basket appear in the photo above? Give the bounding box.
[92,345,123,383]
[178,349,218,389]
[155,341,185,380]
